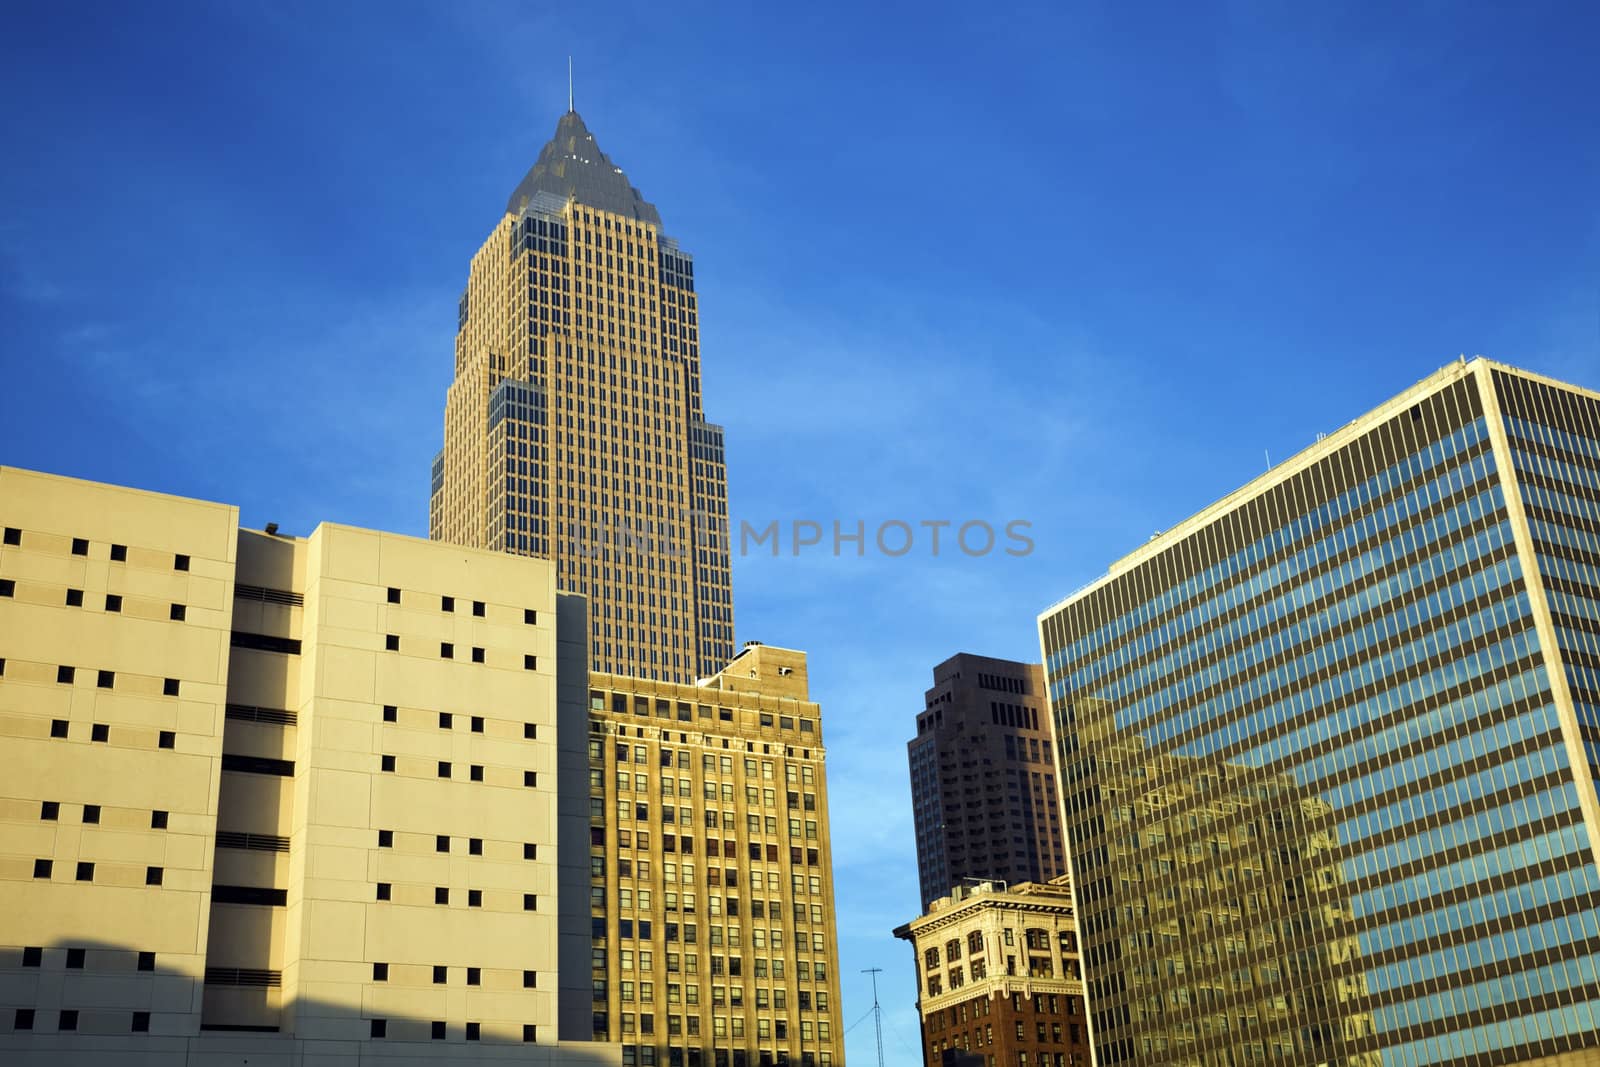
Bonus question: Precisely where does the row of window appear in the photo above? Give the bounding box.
[0,577,190,621]
[367,1019,536,1041]
[378,754,537,786]
[385,585,538,628]
[0,527,190,572]
[32,859,163,884]
[378,830,538,860]
[15,946,156,970]
[40,717,176,746]
[380,632,535,669]
[10,1008,152,1033]
[374,882,537,910]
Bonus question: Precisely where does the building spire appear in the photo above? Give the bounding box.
[568,56,574,113]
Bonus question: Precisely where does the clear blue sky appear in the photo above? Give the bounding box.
[2,2,1597,1062]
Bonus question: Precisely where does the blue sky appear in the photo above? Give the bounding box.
[2,1,1597,1061]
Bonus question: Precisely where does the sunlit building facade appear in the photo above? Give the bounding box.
[430,107,734,684]
[1039,359,1600,1066]
[584,644,843,1067]
[0,466,613,1064]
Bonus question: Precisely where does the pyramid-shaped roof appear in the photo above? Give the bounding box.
[506,109,662,225]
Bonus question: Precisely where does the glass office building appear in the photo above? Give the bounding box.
[1038,359,1600,1066]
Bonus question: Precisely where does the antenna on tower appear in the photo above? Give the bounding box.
[862,968,886,1067]
[568,56,574,112]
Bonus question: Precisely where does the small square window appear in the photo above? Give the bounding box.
[59,1009,79,1031]
[83,804,101,824]
[468,888,483,907]
[435,887,449,905]
[382,704,397,722]
[441,642,454,659]
[0,578,13,597]
[469,837,483,855]
[174,554,190,572]
[523,893,537,911]
[66,948,85,968]
[110,544,127,562]
[378,829,393,847]
[66,588,84,607]
[473,600,486,617]
[439,712,453,729]
[442,595,455,612]
[436,834,450,853]
[41,801,59,820]
[14,1008,34,1030]
[33,859,53,879]
[159,730,175,749]
[163,678,180,697]
[371,1019,387,1038]
[524,771,538,787]
[97,670,114,689]
[524,654,537,670]
[524,843,538,860]
[467,1022,481,1041]
[146,866,163,886]
[72,537,89,556]
[524,722,537,739]
[105,594,122,612]
[523,969,537,988]
[76,861,95,881]
[373,962,388,981]
[470,764,484,781]
[385,634,399,651]
[472,646,485,663]
[467,967,481,986]
[433,965,448,984]
[376,882,391,901]
[438,761,451,778]
[151,810,168,829]
[471,715,484,732]
[132,1011,150,1033]
[170,603,186,621]
[386,587,400,604]
[91,723,109,743]
[381,755,395,772]
[22,947,42,967]
[3,527,20,545]
[58,665,76,684]
[432,1021,446,1040]
[138,951,155,971]
[523,1024,537,1042]
[524,608,537,625]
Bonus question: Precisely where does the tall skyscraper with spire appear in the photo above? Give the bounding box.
[431,106,735,683]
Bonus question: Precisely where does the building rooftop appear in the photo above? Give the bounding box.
[506,109,662,225]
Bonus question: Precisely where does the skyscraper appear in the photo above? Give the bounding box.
[431,107,735,684]
[1038,358,1600,1066]
[907,655,1065,909]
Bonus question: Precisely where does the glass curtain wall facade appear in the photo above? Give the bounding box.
[1038,359,1600,1067]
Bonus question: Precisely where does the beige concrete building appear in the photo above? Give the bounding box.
[0,466,614,1064]
[430,106,734,685]
[584,643,843,1067]
[893,878,1089,1067]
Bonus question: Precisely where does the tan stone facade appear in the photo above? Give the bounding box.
[894,879,1090,1067]
[0,466,615,1064]
[431,109,735,685]
[585,644,843,1067]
